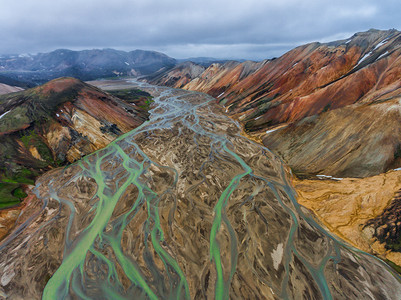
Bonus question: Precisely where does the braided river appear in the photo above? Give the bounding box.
[0,80,400,299]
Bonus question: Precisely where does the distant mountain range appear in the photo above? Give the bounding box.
[0,49,177,86]
[0,49,239,87]
[176,57,242,67]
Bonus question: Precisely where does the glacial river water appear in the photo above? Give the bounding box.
[0,81,400,299]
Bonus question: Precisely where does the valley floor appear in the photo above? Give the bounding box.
[0,79,400,299]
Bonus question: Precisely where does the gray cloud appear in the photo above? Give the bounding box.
[0,0,400,60]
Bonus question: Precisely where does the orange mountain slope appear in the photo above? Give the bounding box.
[148,29,401,177]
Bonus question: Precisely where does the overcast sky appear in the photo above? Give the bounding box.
[1,0,400,60]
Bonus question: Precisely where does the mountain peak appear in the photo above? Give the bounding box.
[36,77,84,95]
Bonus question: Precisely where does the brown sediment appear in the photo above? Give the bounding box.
[290,170,401,266]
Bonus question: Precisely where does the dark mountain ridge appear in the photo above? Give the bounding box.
[176,57,240,67]
[0,48,177,86]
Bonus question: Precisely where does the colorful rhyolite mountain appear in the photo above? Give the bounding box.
[146,29,401,268]
[147,29,401,178]
[0,77,150,228]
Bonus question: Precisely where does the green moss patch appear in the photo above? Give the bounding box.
[19,129,54,164]
[0,183,25,208]
[0,106,30,133]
